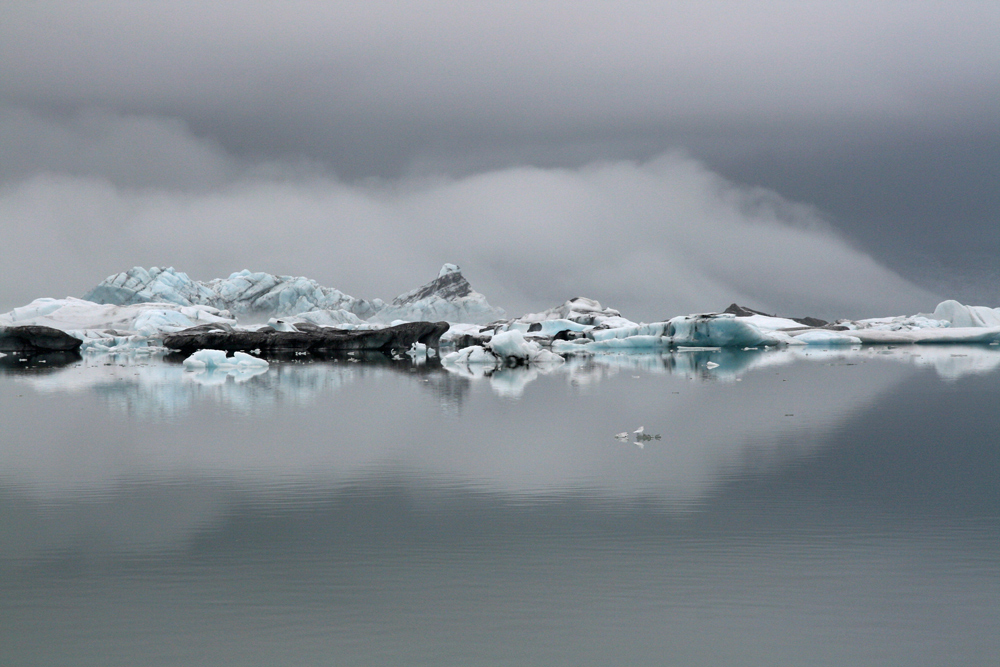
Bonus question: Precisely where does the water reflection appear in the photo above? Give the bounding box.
[3,345,998,510]
[12,344,1000,409]
[2,347,998,666]
[0,349,81,371]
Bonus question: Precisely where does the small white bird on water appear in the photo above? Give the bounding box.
[614,432,629,441]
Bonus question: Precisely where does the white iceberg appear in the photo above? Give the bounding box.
[932,300,1000,328]
[182,349,269,370]
[443,329,563,371]
[0,297,235,332]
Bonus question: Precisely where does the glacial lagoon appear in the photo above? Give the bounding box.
[1,346,998,666]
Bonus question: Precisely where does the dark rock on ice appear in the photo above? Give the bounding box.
[163,321,450,355]
[0,325,84,352]
[369,264,506,324]
[723,303,830,328]
[392,264,474,304]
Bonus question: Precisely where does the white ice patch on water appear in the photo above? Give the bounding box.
[183,349,269,371]
[792,330,863,346]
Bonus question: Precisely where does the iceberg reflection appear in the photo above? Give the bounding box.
[1,345,998,557]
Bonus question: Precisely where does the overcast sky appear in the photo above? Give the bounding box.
[1,1,997,319]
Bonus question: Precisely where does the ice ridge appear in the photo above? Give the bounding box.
[84,266,383,319]
[369,264,506,325]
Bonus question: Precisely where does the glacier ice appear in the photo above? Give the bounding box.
[369,264,506,325]
[82,263,503,327]
[519,297,630,327]
[1,297,235,333]
[84,266,382,319]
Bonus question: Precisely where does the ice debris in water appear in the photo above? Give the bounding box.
[611,427,661,447]
[443,329,564,370]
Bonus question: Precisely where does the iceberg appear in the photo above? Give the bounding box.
[519,296,629,327]
[0,297,235,333]
[725,300,1000,346]
[182,349,269,370]
[0,297,239,354]
[932,300,1000,328]
[369,264,506,325]
[442,329,563,371]
[80,263,503,327]
[486,329,563,365]
[549,313,779,356]
[84,266,382,319]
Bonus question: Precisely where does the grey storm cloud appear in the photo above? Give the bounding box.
[3,1,998,167]
[0,1,997,313]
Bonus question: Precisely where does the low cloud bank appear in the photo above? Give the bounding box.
[0,111,937,320]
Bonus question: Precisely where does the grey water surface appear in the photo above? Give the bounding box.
[1,346,998,666]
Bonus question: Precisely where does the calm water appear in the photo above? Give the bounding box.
[1,346,998,666]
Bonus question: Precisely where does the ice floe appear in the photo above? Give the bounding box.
[790,330,862,346]
[182,349,269,371]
